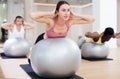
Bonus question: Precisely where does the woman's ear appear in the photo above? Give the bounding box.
[70,11,74,18]
[55,11,57,14]
[54,11,58,18]
[22,20,24,25]
[14,20,16,24]
[70,11,74,15]
[55,11,58,15]
[70,11,72,15]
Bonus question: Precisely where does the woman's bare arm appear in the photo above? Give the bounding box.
[113,32,120,38]
[69,11,95,25]
[30,11,55,24]
[1,22,13,30]
[23,22,35,30]
[85,32,100,38]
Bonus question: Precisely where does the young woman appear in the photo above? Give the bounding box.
[78,27,120,48]
[30,0,95,44]
[1,16,35,39]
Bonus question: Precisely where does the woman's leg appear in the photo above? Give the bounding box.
[1,28,5,42]
[28,33,45,64]
[35,33,45,44]
[77,36,85,49]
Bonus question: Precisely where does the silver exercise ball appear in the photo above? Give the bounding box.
[3,38,30,57]
[77,36,85,49]
[30,38,81,78]
[81,43,109,59]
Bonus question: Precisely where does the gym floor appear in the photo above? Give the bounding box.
[0,43,120,79]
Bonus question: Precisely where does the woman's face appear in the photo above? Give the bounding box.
[57,4,70,21]
[15,18,23,26]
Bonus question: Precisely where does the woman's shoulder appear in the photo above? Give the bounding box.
[67,20,72,27]
[46,18,55,28]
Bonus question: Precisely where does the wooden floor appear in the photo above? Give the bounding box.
[0,43,120,79]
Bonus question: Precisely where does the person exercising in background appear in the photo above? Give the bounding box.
[1,16,35,39]
[78,27,120,48]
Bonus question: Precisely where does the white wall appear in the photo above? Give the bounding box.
[0,1,7,39]
[24,0,36,45]
[117,0,120,46]
[7,0,24,22]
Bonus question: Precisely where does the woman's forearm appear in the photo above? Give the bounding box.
[85,32,99,38]
[113,32,120,38]
[70,12,95,23]
[1,22,13,30]
[30,12,55,20]
[24,22,35,29]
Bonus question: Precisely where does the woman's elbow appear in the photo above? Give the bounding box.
[29,13,36,20]
[89,18,95,23]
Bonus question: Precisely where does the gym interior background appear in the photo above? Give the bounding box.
[0,0,120,79]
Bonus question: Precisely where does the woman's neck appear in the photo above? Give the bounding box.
[15,24,22,27]
[56,17,66,26]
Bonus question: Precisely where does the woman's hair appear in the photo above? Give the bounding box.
[104,27,114,36]
[14,16,24,24]
[55,0,70,14]
[14,16,23,20]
